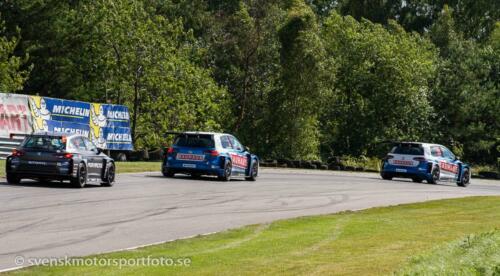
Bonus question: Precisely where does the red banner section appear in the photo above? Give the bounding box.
[0,94,33,138]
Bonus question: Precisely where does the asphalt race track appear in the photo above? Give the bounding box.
[1,169,499,270]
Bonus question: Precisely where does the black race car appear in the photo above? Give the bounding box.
[5,132,115,188]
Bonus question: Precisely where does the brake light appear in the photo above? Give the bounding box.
[204,150,219,157]
[167,147,174,154]
[55,153,73,159]
[12,149,24,157]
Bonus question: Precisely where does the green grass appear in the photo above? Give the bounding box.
[115,161,161,174]
[398,230,500,275]
[6,196,500,275]
[0,159,4,177]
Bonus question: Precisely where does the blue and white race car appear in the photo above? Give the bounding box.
[380,142,471,187]
[162,132,259,181]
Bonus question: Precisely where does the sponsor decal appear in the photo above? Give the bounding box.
[28,161,48,166]
[52,105,90,117]
[87,162,103,169]
[53,126,89,136]
[177,153,204,161]
[440,161,458,174]
[392,159,414,166]
[231,154,248,169]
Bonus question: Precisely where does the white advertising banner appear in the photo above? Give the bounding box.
[0,93,33,138]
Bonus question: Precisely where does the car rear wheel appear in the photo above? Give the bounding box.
[381,172,392,180]
[162,167,175,178]
[246,161,259,181]
[457,168,470,187]
[218,161,232,181]
[71,163,87,188]
[427,166,440,184]
[101,162,115,187]
[6,173,20,184]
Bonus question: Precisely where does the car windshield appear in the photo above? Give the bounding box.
[391,144,424,155]
[174,134,214,148]
[22,136,66,151]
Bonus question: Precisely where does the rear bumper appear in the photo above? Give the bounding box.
[163,159,224,176]
[6,157,73,179]
[381,161,431,179]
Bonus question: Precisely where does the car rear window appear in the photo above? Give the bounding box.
[174,134,214,148]
[22,136,66,151]
[391,144,424,155]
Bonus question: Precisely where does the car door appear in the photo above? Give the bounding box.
[227,136,248,176]
[83,137,104,179]
[440,146,459,181]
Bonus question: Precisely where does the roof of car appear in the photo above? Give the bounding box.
[180,131,231,136]
[395,142,440,147]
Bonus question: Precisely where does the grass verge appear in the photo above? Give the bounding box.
[0,160,4,178]
[115,161,161,174]
[6,196,500,275]
[397,230,500,275]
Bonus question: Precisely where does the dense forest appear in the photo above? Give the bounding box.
[0,0,498,164]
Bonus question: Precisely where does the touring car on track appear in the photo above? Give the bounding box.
[5,132,115,188]
[380,142,471,187]
[162,132,259,181]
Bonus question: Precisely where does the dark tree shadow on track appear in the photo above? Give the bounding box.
[145,174,246,182]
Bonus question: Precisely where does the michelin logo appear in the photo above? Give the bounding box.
[107,110,130,120]
[52,105,90,117]
[107,133,132,142]
[53,127,89,136]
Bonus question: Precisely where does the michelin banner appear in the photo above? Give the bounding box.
[26,95,133,150]
[89,103,133,150]
[0,94,33,138]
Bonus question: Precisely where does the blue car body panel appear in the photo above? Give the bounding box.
[162,132,259,178]
[381,142,470,183]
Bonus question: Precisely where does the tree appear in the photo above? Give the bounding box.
[321,12,437,157]
[429,7,499,164]
[269,0,327,160]
[0,17,30,92]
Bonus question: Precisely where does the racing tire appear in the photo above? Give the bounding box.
[427,166,440,184]
[101,162,116,187]
[412,178,423,183]
[71,163,87,188]
[6,173,20,184]
[162,167,175,178]
[218,161,232,182]
[457,167,470,187]
[245,161,259,181]
[381,172,392,180]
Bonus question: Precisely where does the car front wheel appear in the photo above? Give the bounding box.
[101,162,115,187]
